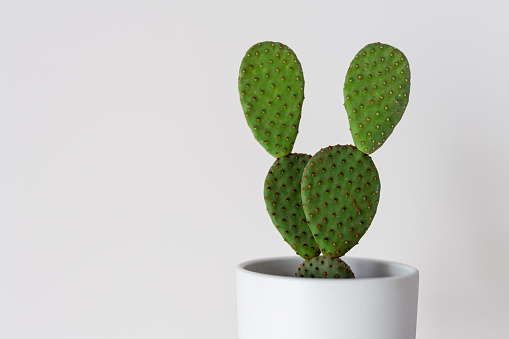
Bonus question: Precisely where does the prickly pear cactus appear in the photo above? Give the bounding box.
[296,256,355,278]
[236,41,411,278]
[238,41,305,158]
[343,42,410,154]
[301,145,380,257]
[264,153,321,259]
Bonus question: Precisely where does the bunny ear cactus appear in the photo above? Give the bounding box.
[238,41,411,279]
[343,42,410,154]
[238,41,305,158]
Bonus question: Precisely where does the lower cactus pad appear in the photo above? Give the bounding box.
[301,145,380,257]
[296,256,355,278]
[264,153,321,259]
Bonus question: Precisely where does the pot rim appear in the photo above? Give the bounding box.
[237,255,419,282]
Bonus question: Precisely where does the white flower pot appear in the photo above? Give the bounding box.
[236,256,419,339]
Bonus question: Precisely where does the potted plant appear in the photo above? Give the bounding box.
[236,41,419,339]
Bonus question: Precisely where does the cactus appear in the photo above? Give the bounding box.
[238,41,305,158]
[295,256,355,278]
[343,42,410,154]
[264,153,321,259]
[238,41,410,279]
[301,145,380,257]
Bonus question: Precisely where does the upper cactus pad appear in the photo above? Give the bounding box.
[343,42,410,154]
[264,153,321,259]
[301,145,380,257]
[239,41,305,158]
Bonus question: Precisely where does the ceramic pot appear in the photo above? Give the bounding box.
[236,256,419,339]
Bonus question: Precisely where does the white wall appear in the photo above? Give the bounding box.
[1,1,508,338]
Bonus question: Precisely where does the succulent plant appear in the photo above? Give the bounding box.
[238,41,410,279]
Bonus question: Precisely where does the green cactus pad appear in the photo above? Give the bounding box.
[264,153,321,259]
[296,256,355,278]
[301,145,380,257]
[343,42,410,154]
[239,41,305,158]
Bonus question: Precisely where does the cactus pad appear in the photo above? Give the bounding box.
[239,41,305,158]
[296,256,355,278]
[301,145,380,257]
[343,42,410,154]
[264,153,320,259]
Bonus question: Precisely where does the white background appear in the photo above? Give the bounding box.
[1,1,508,338]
